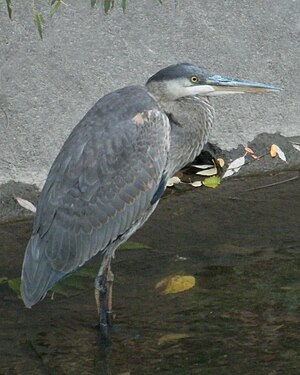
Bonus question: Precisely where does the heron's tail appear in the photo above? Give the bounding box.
[21,234,64,308]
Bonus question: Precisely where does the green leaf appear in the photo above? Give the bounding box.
[5,0,13,19]
[51,275,88,297]
[75,266,98,278]
[103,0,111,13]
[8,278,21,296]
[121,0,126,12]
[33,8,44,40]
[91,0,97,7]
[0,276,8,284]
[202,176,221,188]
[119,241,151,250]
[50,0,62,17]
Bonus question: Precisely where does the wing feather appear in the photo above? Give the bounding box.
[21,86,170,307]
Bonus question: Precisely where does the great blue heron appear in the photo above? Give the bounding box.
[21,63,279,341]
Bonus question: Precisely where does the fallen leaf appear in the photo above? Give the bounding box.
[250,154,259,160]
[8,278,21,296]
[245,147,255,154]
[276,147,287,162]
[223,155,246,178]
[292,144,300,152]
[191,164,214,169]
[158,333,190,345]
[0,277,8,284]
[270,144,277,157]
[16,197,36,213]
[222,169,235,178]
[190,181,202,187]
[270,144,287,162]
[119,241,151,250]
[227,156,246,170]
[167,176,181,187]
[260,354,276,363]
[155,275,196,295]
[196,167,218,176]
[202,176,221,188]
[217,158,225,168]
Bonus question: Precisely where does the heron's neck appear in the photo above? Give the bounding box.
[162,96,215,176]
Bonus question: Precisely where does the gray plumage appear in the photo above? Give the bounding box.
[21,63,279,308]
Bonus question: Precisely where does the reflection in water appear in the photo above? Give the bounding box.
[0,175,299,374]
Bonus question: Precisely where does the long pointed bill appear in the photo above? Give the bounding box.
[204,75,281,95]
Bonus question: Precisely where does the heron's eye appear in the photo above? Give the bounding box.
[190,76,199,84]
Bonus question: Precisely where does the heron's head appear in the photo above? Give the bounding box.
[146,63,280,101]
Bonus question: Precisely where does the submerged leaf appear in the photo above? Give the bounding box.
[155,275,195,295]
[119,241,151,250]
[0,276,8,284]
[8,278,21,296]
[158,333,190,345]
[202,176,221,188]
[16,197,36,213]
[75,266,98,278]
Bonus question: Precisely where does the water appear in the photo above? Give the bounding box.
[0,173,299,374]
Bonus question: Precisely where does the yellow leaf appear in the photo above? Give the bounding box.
[158,333,190,345]
[155,275,195,295]
[202,176,221,188]
[270,144,278,157]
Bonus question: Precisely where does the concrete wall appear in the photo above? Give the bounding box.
[1,0,299,190]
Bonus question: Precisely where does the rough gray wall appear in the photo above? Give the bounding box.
[1,0,299,188]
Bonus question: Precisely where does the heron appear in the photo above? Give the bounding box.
[21,63,279,341]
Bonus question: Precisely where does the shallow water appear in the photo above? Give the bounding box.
[0,174,299,375]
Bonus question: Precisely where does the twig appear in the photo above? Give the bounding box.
[242,175,299,192]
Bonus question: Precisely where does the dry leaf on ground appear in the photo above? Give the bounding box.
[191,164,214,169]
[291,143,300,152]
[202,176,221,188]
[190,181,202,187]
[15,197,36,213]
[217,158,225,167]
[167,176,181,187]
[223,155,246,178]
[196,167,218,176]
[270,144,287,162]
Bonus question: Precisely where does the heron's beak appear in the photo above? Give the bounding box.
[204,75,281,96]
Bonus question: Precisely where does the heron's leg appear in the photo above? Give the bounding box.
[106,263,114,326]
[95,254,113,342]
